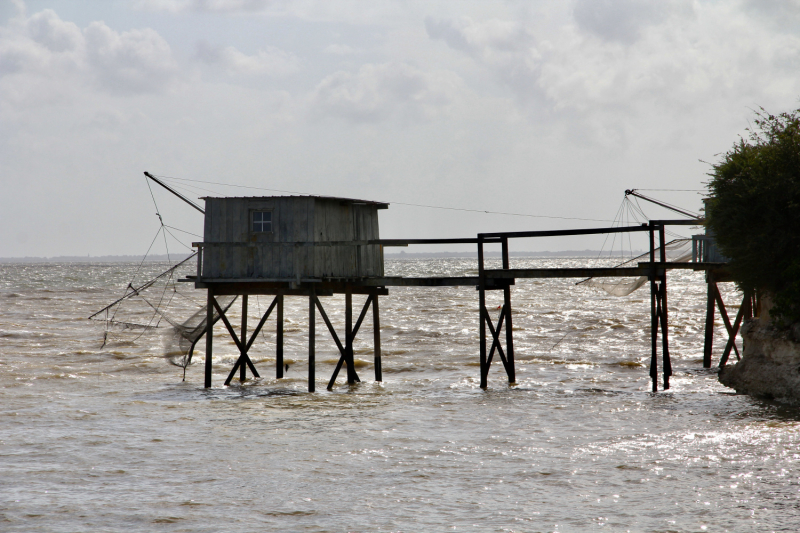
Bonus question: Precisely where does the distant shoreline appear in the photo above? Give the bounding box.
[0,254,194,263]
[0,250,643,263]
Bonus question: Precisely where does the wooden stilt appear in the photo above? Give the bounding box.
[276,294,284,379]
[703,272,716,368]
[649,226,658,392]
[309,289,315,392]
[478,236,487,389]
[240,295,248,382]
[502,237,515,384]
[345,289,356,385]
[373,293,382,382]
[205,288,214,388]
[658,226,671,390]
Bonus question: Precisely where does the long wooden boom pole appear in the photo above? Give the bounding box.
[144,171,205,215]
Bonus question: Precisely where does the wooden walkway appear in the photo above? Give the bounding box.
[186,219,739,393]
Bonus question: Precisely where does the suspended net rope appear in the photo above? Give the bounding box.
[89,254,238,376]
[578,238,693,296]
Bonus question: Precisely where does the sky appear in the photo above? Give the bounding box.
[1,0,799,258]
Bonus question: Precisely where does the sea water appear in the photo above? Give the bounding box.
[1,259,798,532]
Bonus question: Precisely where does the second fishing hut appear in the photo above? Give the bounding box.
[192,195,390,391]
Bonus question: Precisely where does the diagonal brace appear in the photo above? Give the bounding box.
[483,306,509,373]
[212,297,259,384]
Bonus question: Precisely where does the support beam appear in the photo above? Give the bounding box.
[309,288,315,392]
[240,295,248,382]
[703,273,716,368]
[373,294,382,382]
[478,237,487,389]
[205,288,214,388]
[345,290,356,385]
[658,225,672,391]
[502,237,515,384]
[649,226,658,392]
[276,294,284,379]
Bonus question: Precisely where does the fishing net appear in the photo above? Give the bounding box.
[89,253,237,373]
[579,238,693,297]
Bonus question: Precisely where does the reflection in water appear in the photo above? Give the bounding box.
[0,259,798,532]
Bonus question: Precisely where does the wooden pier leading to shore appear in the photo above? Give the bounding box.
[183,218,736,393]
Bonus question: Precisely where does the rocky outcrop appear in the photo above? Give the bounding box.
[718,319,800,403]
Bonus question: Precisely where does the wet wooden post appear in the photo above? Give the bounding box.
[703,271,716,368]
[373,293,382,382]
[649,224,658,392]
[345,288,356,384]
[502,237,515,384]
[309,288,315,392]
[658,225,672,390]
[478,235,488,389]
[205,288,214,388]
[240,294,248,382]
[276,294,284,378]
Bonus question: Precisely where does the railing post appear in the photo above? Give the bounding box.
[197,245,203,278]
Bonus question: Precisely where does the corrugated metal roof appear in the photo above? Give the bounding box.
[200,195,389,209]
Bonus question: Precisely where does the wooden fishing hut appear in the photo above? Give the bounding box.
[192,195,389,391]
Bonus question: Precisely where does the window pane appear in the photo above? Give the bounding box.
[253,212,263,223]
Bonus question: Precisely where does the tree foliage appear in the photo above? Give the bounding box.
[706,107,800,324]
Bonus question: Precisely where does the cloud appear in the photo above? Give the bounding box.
[323,44,355,56]
[572,0,694,44]
[0,8,178,98]
[426,4,800,119]
[311,62,462,123]
[84,22,178,94]
[195,40,299,76]
[135,0,275,13]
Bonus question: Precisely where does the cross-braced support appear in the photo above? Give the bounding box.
[477,236,516,389]
[702,272,754,368]
[312,290,382,390]
[203,292,283,387]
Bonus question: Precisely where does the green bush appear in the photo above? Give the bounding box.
[706,107,800,325]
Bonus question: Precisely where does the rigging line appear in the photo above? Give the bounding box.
[145,175,172,264]
[162,227,195,252]
[163,225,202,239]
[158,179,227,199]
[90,253,198,320]
[155,174,616,223]
[109,227,163,324]
[134,265,178,339]
[592,200,625,267]
[637,189,704,192]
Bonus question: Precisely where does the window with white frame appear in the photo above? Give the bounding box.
[252,211,272,233]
